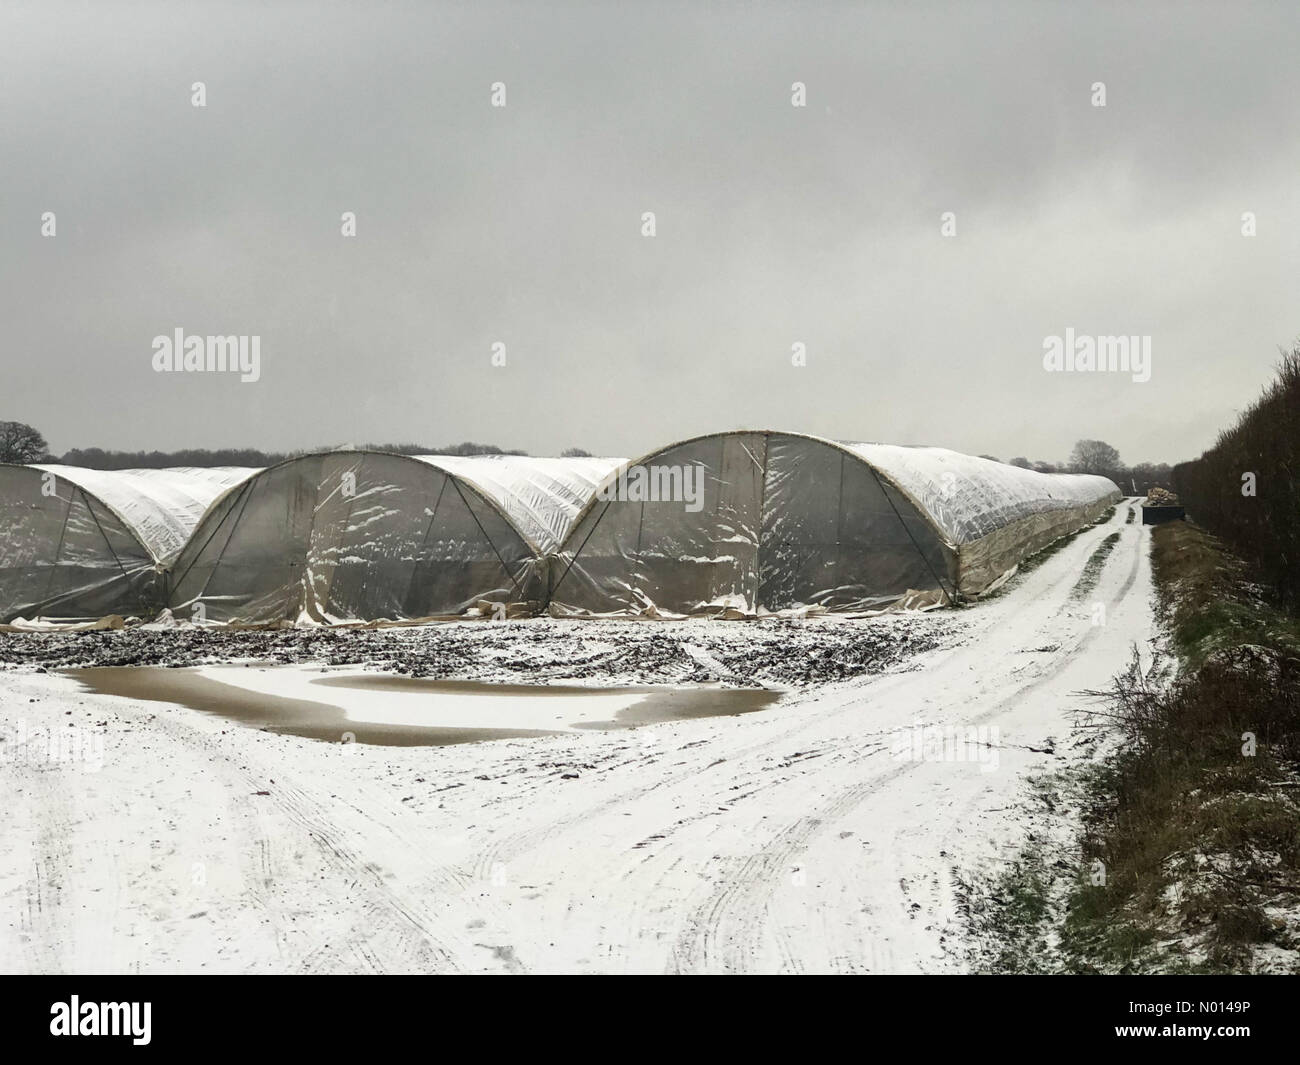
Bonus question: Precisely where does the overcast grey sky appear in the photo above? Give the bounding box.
[3,1,1297,465]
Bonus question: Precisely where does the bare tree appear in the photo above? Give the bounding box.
[1068,439,1123,479]
[0,421,49,464]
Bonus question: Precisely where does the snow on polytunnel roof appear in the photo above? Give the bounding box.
[838,442,1120,546]
[30,465,259,565]
[557,431,1119,552]
[417,455,626,553]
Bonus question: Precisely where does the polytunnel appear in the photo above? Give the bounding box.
[547,431,1121,617]
[0,464,256,624]
[167,451,624,625]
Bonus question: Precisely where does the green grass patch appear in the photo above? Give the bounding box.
[962,519,1300,974]
[1070,531,1121,599]
[1152,520,1300,671]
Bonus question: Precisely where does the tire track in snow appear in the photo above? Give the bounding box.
[456,508,1129,972]
[20,763,75,973]
[85,700,470,974]
[668,514,1147,973]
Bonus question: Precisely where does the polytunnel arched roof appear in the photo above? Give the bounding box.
[28,464,259,564]
[167,449,566,624]
[173,450,625,562]
[837,442,1120,545]
[419,455,625,553]
[558,431,1119,551]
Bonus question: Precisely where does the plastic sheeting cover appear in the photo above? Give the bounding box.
[167,452,545,624]
[549,432,1120,617]
[550,433,957,616]
[419,455,625,553]
[0,464,256,623]
[839,444,1119,547]
[30,465,257,564]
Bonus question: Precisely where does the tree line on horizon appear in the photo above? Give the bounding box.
[0,426,598,468]
[0,418,1168,489]
[1002,440,1173,496]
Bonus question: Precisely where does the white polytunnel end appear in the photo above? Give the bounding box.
[0,464,257,624]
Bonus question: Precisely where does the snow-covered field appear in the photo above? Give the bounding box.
[0,504,1155,974]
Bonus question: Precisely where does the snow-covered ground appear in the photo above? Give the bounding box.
[0,504,1155,973]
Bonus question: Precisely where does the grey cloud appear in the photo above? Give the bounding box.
[2,1,1298,465]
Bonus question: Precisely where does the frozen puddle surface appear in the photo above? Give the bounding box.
[64,665,778,746]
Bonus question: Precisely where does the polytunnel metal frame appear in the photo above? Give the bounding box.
[546,430,1121,618]
[0,463,256,624]
[165,450,622,626]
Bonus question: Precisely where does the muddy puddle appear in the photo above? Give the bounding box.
[63,666,778,747]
